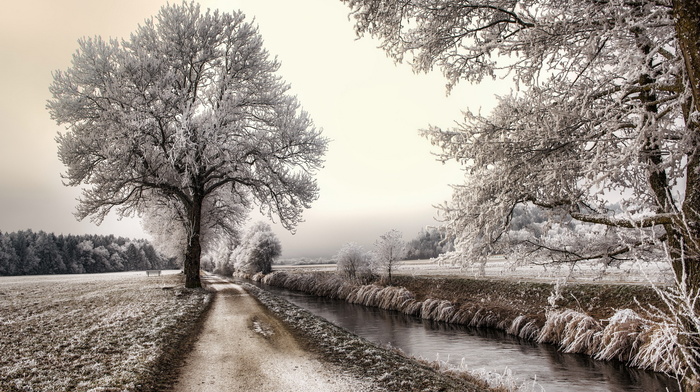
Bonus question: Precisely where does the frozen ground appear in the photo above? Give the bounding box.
[276,258,673,285]
[240,280,493,392]
[400,257,673,285]
[173,273,375,392]
[0,270,208,391]
[0,269,182,286]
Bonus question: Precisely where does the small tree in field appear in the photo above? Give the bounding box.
[336,242,373,283]
[234,222,281,275]
[373,230,406,285]
[47,3,327,288]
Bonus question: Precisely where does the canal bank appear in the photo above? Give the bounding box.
[237,270,679,391]
[236,279,497,392]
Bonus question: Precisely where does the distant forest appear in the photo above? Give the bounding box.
[0,230,177,276]
[404,228,454,260]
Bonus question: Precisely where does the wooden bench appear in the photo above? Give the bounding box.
[146,270,161,276]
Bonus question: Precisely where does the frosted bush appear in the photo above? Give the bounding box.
[508,315,541,340]
[560,313,602,355]
[632,321,681,374]
[596,309,646,362]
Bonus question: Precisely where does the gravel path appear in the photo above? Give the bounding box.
[172,274,374,392]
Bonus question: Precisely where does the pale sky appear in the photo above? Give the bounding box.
[0,1,504,258]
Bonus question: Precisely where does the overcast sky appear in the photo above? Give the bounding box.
[0,1,505,258]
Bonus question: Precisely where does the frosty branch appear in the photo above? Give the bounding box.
[343,0,700,386]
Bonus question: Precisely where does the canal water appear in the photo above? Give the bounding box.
[261,284,679,392]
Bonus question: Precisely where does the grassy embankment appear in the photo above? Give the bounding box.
[241,281,498,392]
[248,269,677,376]
[0,273,211,392]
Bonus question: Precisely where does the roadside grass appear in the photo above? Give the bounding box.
[0,273,210,392]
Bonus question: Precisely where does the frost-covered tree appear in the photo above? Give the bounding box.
[373,229,406,285]
[405,227,454,260]
[343,0,700,387]
[0,230,172,275]
[206,234,240,275]
[234,222,281,275]
[343,0,700,270]
[33,231,66,274]
[336,242,373,282]
[48,3,327,288]
[0,233,17,276]
[140,188,246,267]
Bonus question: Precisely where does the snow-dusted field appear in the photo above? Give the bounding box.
[396,258,674,285]
[0,269,182,286]
[276,258,673,285]
[275,263,337,272]
[0,270,209,392]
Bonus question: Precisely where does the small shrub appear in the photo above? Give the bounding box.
[335,242,374,283]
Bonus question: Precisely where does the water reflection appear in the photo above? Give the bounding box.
[264,285,679,392]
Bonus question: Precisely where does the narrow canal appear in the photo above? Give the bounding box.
[261,284,679,392]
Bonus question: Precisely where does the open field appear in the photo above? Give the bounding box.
[0,271,210,392]
[410,257,674,285]
[275,257,674,285]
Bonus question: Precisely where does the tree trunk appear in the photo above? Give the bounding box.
[671,145,700,392]
[672,2,700,389]
[183,193,204,289]
[674,0,700,277]
[673,0,700,115]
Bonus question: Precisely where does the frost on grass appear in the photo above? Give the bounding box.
[258,270,684,379]
[0,273,210,392]
[241,282,492,392]
[535,306,685,376]
[432,357,545,392]
[251,318,275,338]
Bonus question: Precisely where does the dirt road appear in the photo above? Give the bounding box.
[172,274,374,392]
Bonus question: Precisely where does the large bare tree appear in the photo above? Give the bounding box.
[343,0,700,387]
[48,3,327,288]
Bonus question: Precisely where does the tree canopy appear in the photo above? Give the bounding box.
[343,0,700,385]
[404,227,454,260]
[231,222,282,275]
[48,3,327,288]
[343,0,700,274]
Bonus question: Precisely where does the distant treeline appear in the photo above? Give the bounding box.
[0,230,177,276]
[404,228,454,260]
